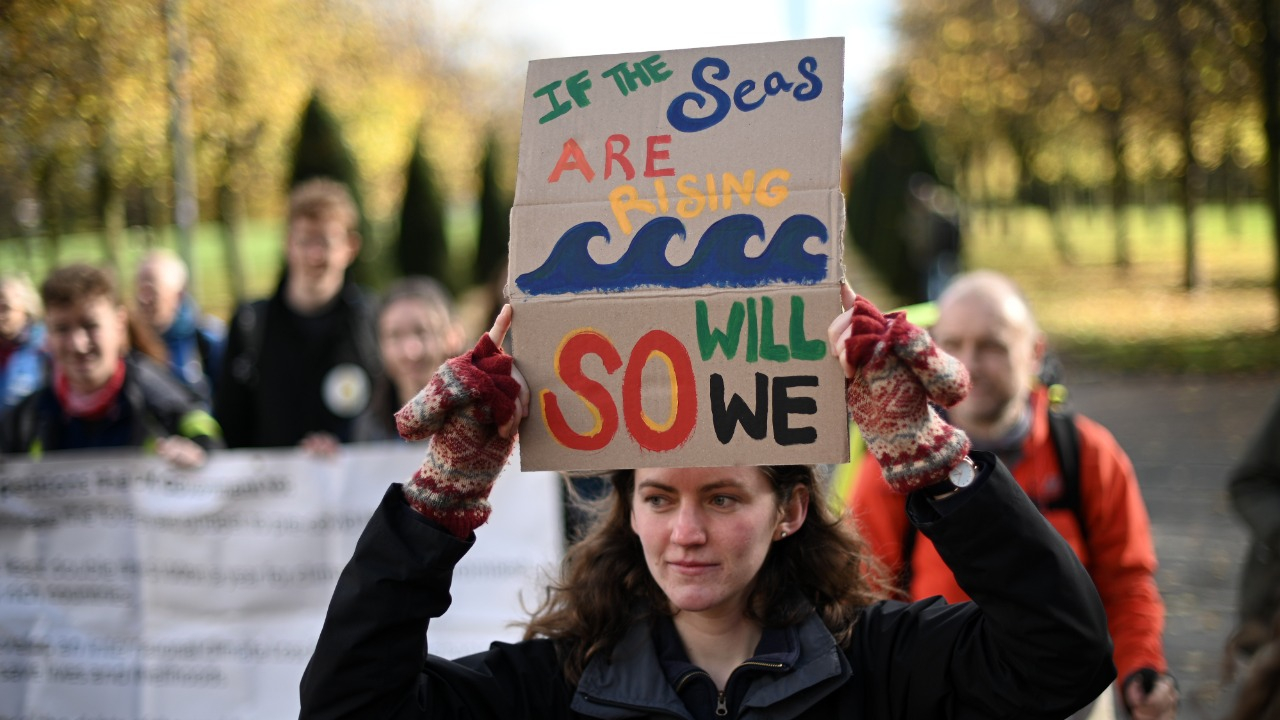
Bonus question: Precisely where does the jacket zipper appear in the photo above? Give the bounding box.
[675,660,787,718]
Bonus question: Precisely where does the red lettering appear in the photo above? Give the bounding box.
[604,134,635,180]
[622,330,697,452]
[547,138,595,183]
[541,330,621,450]
[645,135,675,177]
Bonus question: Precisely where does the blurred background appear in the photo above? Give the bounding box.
[4,1,1280,716]
[2,0,1277,374]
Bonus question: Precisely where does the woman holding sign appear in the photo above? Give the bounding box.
[300,286,1113,719]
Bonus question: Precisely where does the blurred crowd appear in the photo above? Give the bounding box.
[0,178,475,465]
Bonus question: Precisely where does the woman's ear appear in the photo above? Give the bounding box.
[777,485,809,539]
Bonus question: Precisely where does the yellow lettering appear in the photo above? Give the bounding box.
[756,168,790,207]
[676,174,706,218]
[721,171,755,210]
[609,185,656,235]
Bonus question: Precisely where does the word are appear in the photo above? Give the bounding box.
[547,134,675,184]
[534,55,673,124]
[667,55,823,133]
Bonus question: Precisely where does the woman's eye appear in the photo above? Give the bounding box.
[710,495,736,508]
[642,495,668,508]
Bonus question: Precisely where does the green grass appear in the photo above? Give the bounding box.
[4,202,1277,374]
[963,202,1280,375]
[1,219,286,320]
[0,208,482,322]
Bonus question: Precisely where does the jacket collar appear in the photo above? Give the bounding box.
[571,612,851,719]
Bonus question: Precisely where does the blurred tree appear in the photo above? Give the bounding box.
[890,0,1260,293]
[165,0,198,291]
[846,81,947,305]
[393,131,449,290]
[1,0,516,314]
[473,132,511,289]
[287,91,374,282]
[1264,0,1280,330]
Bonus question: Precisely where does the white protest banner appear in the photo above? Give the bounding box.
[509,38,849,472]
[0,444,561,720]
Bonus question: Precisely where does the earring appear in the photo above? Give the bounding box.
[779,530,787,539]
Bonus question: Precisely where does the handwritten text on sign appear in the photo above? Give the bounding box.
[510,39,848,471]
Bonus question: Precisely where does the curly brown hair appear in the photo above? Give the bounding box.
[521,464,883,684]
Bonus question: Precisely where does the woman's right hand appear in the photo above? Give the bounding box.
[487,304,530,440]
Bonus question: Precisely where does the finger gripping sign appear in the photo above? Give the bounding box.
[511,38,850,471]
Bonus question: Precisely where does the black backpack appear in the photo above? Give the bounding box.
[897,399,1084,592]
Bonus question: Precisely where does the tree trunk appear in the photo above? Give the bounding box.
[1174,22,1202,292]
[1263,0,1280,330]
[1107,109,1131,271]
[1049,182,1076,265]
[217,179,247,304]
[165,0,199,295]
[36,160,62,268]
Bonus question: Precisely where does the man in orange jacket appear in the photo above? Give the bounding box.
[850,270,1177,720]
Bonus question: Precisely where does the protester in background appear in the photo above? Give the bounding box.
[214,178,380,452]
[134,248,226,409]
[354,276,463,442]
[299,290,1116,720]
[0,273,47,418]
[1226,390,1280,662]
[0,263,221,467]
[850,270,1177,720]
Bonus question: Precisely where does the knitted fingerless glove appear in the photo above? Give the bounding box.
[395,334,522,538]
[844,296,972,493]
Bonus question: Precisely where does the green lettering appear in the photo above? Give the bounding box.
[760,297,790,362]
[788,295,827,360]
[696,300,745,361]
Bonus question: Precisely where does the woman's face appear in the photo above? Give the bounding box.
[378,297,459,395]
[630,466,806,618]
[45,295,127,392]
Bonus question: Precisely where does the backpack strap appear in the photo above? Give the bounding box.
[1045,405,1088,544]
[896,397,1087,595]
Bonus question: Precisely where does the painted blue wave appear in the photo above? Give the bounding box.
[515,214,829,296]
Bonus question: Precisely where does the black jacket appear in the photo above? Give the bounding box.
[299,453,1114,720]
[1,354,222,456]
[213,275,380,448]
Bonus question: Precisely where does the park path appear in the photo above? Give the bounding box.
[1065,368,1278,719]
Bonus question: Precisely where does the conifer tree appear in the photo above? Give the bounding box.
[473,133,511,288]
[287,91,375,280]
[394,131,449,288]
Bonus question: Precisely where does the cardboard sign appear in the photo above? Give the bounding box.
[510,38,849,472]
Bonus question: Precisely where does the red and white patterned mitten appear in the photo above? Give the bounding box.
[845,296,971,493]
[394,334,521,537]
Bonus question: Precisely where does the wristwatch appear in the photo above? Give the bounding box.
[923,455,978,498]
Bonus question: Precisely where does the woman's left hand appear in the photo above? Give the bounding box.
[155,435,208,469]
